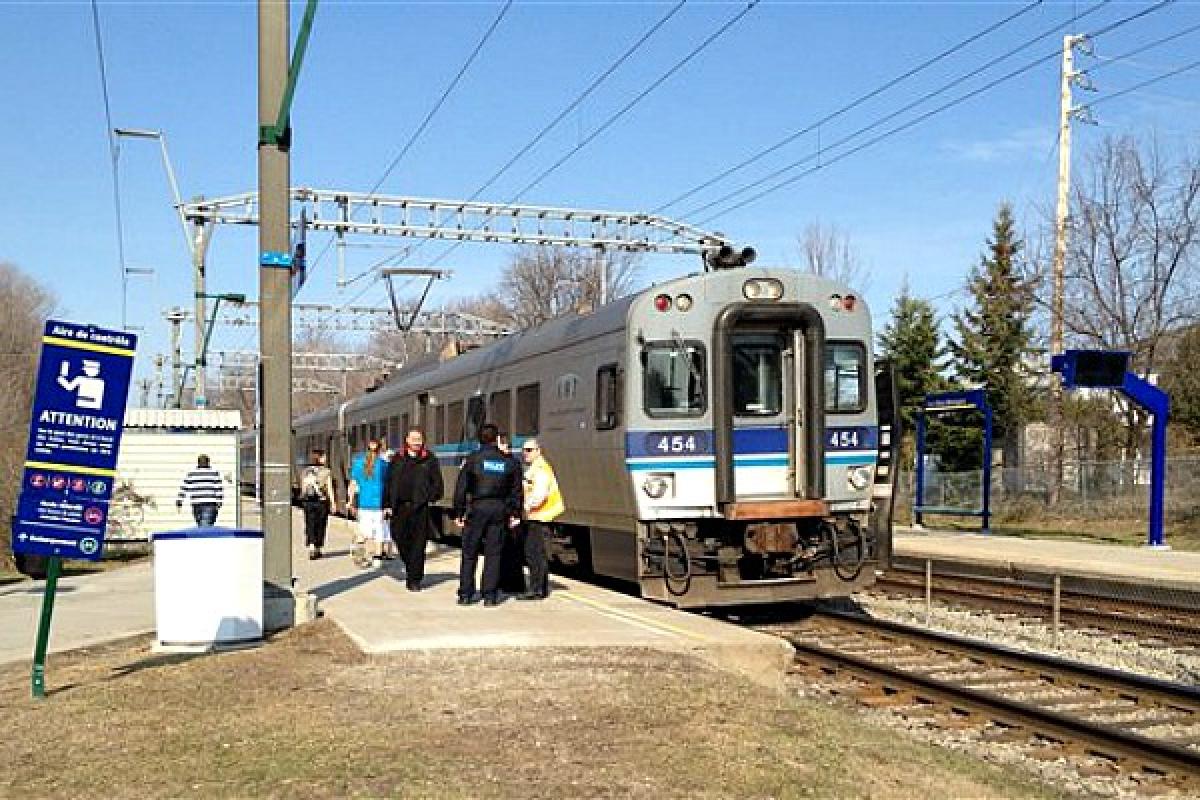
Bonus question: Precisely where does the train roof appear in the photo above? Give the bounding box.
[294,292,638,429]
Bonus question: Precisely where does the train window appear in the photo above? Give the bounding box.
[515,383,540,436]
[595,365,620,430]
[447,400,465,443]
[417,393,430,430]
[641,341,706,417]
[825,342,866,414]
[732,334,784,417]
[489,390,512,433]
[434,404,446,445]
[465,395,486,441]
[398,414,408,440]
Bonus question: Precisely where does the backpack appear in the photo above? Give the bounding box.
[301,466,324,500]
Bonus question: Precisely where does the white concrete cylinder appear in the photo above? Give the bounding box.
[152,528,263,649]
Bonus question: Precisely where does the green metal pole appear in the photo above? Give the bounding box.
[31,555,62,699]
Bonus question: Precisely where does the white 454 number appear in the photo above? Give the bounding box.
[656,435,698,453]
[829,430,859,449]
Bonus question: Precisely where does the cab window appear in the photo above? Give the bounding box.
[642,342,706,417]
[825,343,866,413]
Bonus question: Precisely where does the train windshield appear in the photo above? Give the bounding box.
[825,343,866,413]
[642,341,706,416]
[732,334,784,416]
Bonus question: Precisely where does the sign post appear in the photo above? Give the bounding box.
[12,320,137,698]
[1052,350,1170,549]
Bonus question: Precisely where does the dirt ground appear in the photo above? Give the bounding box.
[0,619,1066,800]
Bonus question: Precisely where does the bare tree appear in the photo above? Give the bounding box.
[1059,136,1200,450]
[797,221,870,290]
[499,246,642,329]
[0,263,55,569]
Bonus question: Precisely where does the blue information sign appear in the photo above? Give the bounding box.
[12,320,137,561]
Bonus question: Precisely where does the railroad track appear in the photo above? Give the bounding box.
[766,611,1200,793]
[873,570,1200,648]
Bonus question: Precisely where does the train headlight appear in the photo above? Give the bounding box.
[846,465,873,491]
[743,278,783,301]
[642,473,674,499]
[675,293,694,312]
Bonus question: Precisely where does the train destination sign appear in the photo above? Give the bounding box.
[12,319,137,561]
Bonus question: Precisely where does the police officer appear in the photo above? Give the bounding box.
[453,423,522,607]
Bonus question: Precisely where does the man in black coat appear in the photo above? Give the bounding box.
[384,428,444,591]
[453,423,522,607]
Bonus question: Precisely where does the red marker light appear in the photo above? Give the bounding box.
[842,294,857,312]
[654,294,672,312]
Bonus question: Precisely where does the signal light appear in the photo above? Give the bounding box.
[654,294,672,312]
[842,294,857,311]
[675,294,694,312]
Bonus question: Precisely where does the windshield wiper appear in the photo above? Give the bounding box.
[670,330,705,395]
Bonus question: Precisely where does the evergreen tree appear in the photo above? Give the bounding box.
[949,203,1038,473]
[876,280,944,435]
[1161,325,1200,445]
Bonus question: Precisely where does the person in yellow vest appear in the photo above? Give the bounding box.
[519,438,563,600]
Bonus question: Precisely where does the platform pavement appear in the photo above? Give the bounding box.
[894,526,1200,590]
[0,512,794,690]
[0,561,154,667]
[300,514,794,690]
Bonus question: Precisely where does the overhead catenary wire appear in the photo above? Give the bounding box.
[413,0,762,275]
[652,0,1048,215]
[1084,19,1200,74]
[394,0,689,271]
[90,0,128,329]
[508,0,760,205]
[1084,56,1200,110]
[682,0,1117,221]
[690,0,1179,224]
[306,0,515,284]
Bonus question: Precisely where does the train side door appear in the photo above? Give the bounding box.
[730,331,795,499]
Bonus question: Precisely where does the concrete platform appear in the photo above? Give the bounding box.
[894,526,1200,591]
[300,515,794,690]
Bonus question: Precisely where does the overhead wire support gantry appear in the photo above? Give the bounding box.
[181,188,733,260]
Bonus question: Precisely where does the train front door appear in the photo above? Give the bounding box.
[715,303,825,510]
[729,329,803,500]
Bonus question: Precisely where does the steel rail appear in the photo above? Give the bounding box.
[875,572,1200,645]
[780,611,1200,781]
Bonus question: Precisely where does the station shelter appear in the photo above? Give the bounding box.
[109,409,243,541]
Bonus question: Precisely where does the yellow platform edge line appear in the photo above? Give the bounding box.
[42,335,135,358]
[24,461,116,478]
[557,589,711,642]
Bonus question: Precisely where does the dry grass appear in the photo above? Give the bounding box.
[0,619,1063,800]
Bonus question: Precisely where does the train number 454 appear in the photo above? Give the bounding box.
[655,434,699,453]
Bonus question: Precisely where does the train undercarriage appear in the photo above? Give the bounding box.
[541,514,884,608]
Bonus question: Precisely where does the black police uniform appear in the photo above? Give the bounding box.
[453,444,523,605]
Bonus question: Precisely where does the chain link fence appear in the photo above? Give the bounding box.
[896,457,1200,531]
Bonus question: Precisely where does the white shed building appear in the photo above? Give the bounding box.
[109,409,243,540]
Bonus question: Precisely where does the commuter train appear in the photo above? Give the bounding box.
[244,255,898,607]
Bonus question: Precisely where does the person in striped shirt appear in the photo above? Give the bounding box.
[175,454,224,527]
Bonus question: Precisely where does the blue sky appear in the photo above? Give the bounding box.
[2,0,1198,391]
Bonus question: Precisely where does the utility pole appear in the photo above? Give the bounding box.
[153,354,166,407]
[1048,33,1089,505]
[192,220,213,407]
[165,308,186,407]
[259,0,295,630]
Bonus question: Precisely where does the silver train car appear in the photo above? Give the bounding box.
[270,263,897,607]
